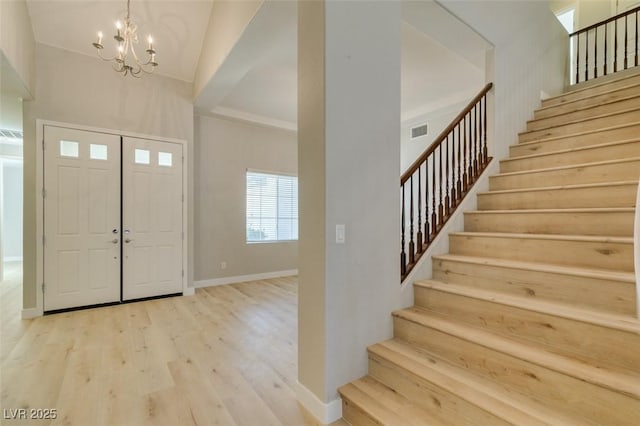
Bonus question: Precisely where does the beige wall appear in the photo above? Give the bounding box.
[193,114,297,282]
[193,0,263,100]
[0,0,36,97]
[1,95,23,130]
[23,43,194,310]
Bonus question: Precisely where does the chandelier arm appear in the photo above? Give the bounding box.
[93,0,157,77]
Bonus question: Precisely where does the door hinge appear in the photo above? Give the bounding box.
[182,270,184,277]
[42,139,45,150]
[182,231,184,240]
[42,282,45,293]
[42,235,46,246]
[42,188,46,198]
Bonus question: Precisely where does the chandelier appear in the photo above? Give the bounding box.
[92,0,157,77]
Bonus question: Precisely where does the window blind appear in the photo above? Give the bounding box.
[246,171,298,242]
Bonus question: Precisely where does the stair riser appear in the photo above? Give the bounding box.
[393,317,640,425]
[341,399,380,426]
[489,160,640,190]
[535,85,640,119]
[477,184,638,210]
[449,234,634,271]
[511,125,640,157]
[527,97,640,131]
[464,211,634,236]
[432,258,636,315]
[502,141,640,173]
[410,289,640,371]
[519,109,640,143]
[542,73,640,108]
[367,352,509,426]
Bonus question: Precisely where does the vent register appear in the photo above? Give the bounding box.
[411,123,428,139]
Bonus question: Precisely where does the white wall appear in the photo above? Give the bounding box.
[403,1,568,285]
[2,161,22,260]
[0,0,35,97]
[193,114,297,282]
[22,43,194,310]
[193,0,263,100]
[440,0,568,161]
[401,99,471,173]
[298,1,401,420]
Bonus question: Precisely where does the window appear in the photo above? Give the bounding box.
[246,171,298,242]
[158,152,172,167]
[134,149,150,164]
[90,144,108,160]
[60,140,79,158]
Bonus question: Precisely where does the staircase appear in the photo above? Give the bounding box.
[339,72,640,424]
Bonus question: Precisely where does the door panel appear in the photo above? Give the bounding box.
[122,137,183,300]
[44,126,121,311]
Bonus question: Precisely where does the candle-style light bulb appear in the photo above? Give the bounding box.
[115,21,122,38]
[97,31,103,45]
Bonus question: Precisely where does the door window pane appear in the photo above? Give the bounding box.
[60,140,79,158]
[134,149,150,164]
[158,152,172,167]
[90,144,108,160]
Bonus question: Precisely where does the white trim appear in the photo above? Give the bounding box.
[634,178,640,319]
[209,106,297,132]
[21,307,41,319]
[193,269,298,288]
[294,381,342,425]
[3,256,23,262]
[35,119,189,316]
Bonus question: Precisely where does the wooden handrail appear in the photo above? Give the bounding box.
[400,83,493,281]
[401,83,493,185]
[570,5,640,37]
[570,6,640,84]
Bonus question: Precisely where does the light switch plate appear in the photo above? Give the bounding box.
[336,224,345,244]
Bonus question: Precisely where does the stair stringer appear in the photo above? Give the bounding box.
[401,159,498,306]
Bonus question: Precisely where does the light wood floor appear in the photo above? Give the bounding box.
[0,263,348,426]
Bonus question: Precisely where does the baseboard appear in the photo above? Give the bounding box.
[295,381,342,424]
[22,307,43,319]
[193,269,298,288]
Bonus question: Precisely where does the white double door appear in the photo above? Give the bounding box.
[43,126,183,311]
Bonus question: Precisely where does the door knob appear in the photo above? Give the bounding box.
[111,239,119,244]
[125,238,133,243]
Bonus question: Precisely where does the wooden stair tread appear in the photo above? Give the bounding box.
[491,156,640,178]
[503,138,640,163]
[449,231,633,244]
[478,179,638,196]
[394,304,640,400]
[519,106,640,136]
[412,279,640,336]
[544,68,640,104]
[466,207,635,214]
[339,377,445,426]
[537,82,640,114]
[370,340,587,426]
[528,96,640,130]
[518,120,640,144]
[432,253,636,283]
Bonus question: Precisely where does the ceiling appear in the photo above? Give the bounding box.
[26,0,213,83]
[24,0,489,128]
